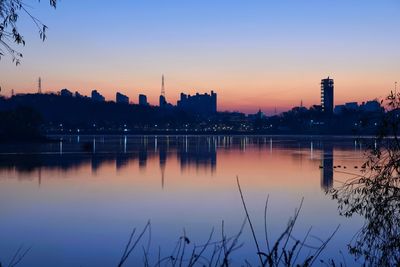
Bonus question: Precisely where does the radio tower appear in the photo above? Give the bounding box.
[161,74,165,97]
[159,74,167,107]
[38,77,42,94]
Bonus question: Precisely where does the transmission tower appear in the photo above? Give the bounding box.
[38,77,42,94]
[161,74,165,97]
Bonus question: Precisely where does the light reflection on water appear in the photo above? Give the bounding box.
[0,135,369,266]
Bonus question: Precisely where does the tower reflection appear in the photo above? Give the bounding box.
[159,137,167,189]
[320,143,334,190]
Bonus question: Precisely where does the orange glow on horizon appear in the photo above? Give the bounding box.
[0,71,395,114]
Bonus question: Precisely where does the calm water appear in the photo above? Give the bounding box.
[0,135,369,266]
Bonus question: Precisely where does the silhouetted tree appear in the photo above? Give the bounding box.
[0,106,43,141]
[330,91,400,266]
[0,0,57,64]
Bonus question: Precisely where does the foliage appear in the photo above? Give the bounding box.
[330,91,400,266]
[0,0,56,64]
[236,177,340,267]
[0,245,31,267]
[112,178,340,267]
[0,106,43,141]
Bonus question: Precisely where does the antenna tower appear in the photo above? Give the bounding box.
[38,77,42,94]
[161,74,165,97]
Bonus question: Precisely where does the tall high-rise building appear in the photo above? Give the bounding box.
[321,77,334,113]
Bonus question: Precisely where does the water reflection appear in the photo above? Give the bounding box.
[159,137,167,188]
[0,135,371,267]
[321,143,334,190]
[178,136,217,173]
[331,138,400,266]
[0,135,367,191]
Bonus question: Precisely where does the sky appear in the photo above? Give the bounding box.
[0,0,399,114]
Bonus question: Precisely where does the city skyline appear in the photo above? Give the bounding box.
[0,74,391,115]
[0,72,396,115]
[0,0,399,113]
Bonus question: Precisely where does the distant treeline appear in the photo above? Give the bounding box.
[0,93,390,136]
[0,106,45,142]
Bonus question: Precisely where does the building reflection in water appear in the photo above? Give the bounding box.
[178,136,216,173]
[0,136,364,191]
[139,145,148,170]
[321,143,334,190]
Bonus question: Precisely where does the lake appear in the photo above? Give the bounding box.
[0,135,370,266]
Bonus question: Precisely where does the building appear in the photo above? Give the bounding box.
[91,90,105,102]
[139,94,148,106]
[116,92,129,104]
[345,102,358,111]
[60,88,73,97]
[159,95,167,107]
[177,91,217,115]
[334,102,358,114]
[248,109,266,120]
[360,100,382,112]
[321,77,334,113]
[333,105,345,114]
